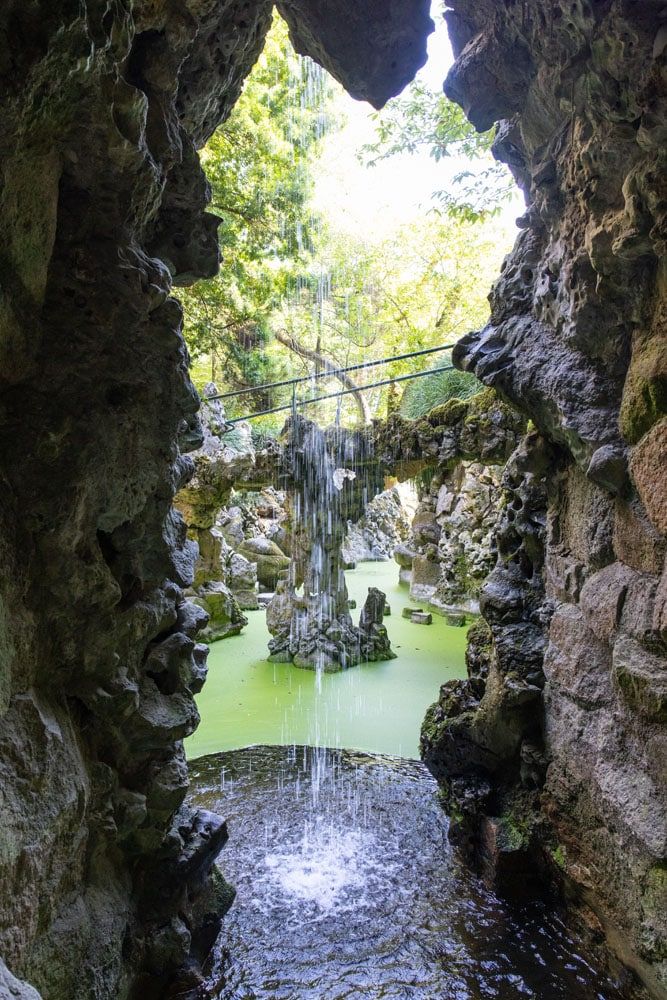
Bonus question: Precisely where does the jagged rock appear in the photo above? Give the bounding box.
[0,961,42,1000]
[403,460,503,614]
[424,1,667,990]
[0,0,437,993]
[191,583,247,643]
[229,553,257,593]
[342,483,416,563]
[630,417,667,537]
[612,636,667,723]
[277,0,433,108]
[218,507,246,550]
[358,587,396,660]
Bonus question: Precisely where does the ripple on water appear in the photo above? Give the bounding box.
[187,746,642,1000]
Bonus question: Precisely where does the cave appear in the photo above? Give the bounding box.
[0,1,665,998]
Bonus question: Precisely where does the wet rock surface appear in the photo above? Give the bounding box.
[267,416,395,671]
[0,0,435,995]
[424,2,667,993]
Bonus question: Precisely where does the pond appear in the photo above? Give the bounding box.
[187,560,469,760]
[187,745,638,1000]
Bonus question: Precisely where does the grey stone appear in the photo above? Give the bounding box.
[411,612,433,625]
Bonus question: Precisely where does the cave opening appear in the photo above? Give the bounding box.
[177,4,523,759]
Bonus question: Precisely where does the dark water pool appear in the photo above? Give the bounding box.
[187,745,639,1000]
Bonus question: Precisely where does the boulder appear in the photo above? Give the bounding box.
[411,611,433,625]
[237,537,290,589]
[191,583,247,643]
[229,552,257,592]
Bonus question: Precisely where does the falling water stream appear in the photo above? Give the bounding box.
[184,26,642,1000]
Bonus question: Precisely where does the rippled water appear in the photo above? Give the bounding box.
[188,746,638,1000]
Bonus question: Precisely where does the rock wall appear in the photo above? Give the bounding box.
[0,2,433,996]
[342,482,417,564]
[398,461,502,614]
[423,2,667,994]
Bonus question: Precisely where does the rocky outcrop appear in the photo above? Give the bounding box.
[376,387,526,481]
[425,3,667,994]
[0,1,435,995]
[267,415,394,670]
[342,482,417,564]
[277,0,433,108]
[399,461,502,614]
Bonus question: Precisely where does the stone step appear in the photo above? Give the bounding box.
[402,606,422,619]
[411,611,433,625]
[446,612,466,627]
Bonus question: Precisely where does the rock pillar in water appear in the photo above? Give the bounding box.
[267,416,395,670]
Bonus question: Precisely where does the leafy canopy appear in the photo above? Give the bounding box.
[182,16,516,430]
[362,80,514,222]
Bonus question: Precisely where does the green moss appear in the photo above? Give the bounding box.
[420,702,442,748]
[466,617,493,652]
[551,844,567,871]
[620,337,667,444]
[498,815,527,853]
[427,397,469,427]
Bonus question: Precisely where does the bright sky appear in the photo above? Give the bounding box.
[311,4,524,241]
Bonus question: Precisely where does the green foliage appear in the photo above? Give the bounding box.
[181,17,515,428]
[363,81,490,163]
[551,845,567,871]
[399,355,481,420]
[180,15,335,410]
[274,213,505,425]
[362,80,514,220]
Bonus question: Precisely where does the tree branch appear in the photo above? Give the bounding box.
[275,330,371,426]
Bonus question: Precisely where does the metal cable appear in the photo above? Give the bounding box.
[224,364,456,425]
[203,342,456,403]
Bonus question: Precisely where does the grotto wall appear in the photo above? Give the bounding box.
[398,461,503,615]
[0,1,433,997]
[422,1,667,994]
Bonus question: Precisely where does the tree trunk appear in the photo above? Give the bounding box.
[275,330,371,426]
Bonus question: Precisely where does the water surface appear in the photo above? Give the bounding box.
[188,745,638,1000]
[188,561,468,759]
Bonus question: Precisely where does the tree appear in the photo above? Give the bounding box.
[362,81,514,221]
[180,15,336,412]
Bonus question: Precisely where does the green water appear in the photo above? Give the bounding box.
[187,561,468,760]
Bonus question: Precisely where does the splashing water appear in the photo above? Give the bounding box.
[188,746,641,1000]
[263,825,384,916]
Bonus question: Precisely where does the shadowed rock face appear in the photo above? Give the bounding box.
[278,0,433,108]
[0,1,433,996]
[422,2,667,994]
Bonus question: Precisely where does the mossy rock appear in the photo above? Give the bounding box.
[466,617,493,650]
[399,357,481,420]
[237,537,290,588]
[425,397,469,428]
[620,335,667,444]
